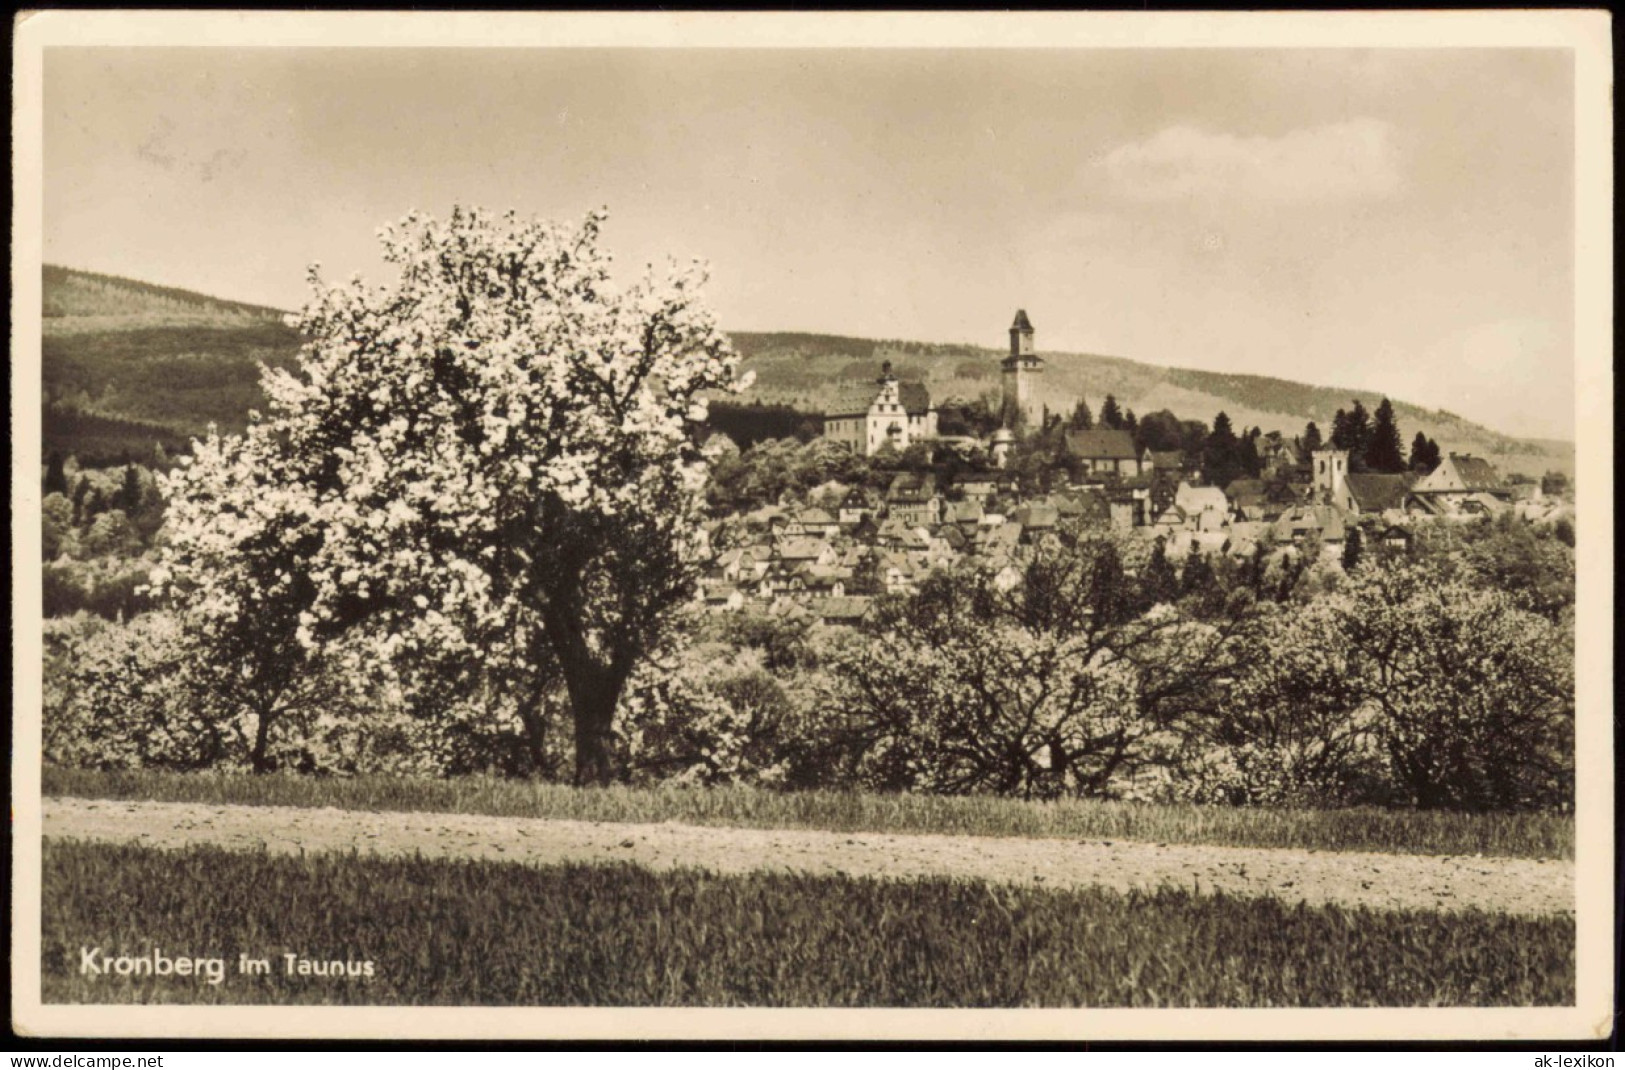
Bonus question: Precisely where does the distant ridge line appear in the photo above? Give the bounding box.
[43,263,293,321]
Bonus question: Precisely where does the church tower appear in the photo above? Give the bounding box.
[1312,448,1350,507]
[1001,309,1045,428]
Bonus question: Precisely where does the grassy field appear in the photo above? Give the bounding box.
[41,840,1573,1007]
[43,767,1572,860]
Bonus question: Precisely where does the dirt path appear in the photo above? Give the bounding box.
[42,797,1572,917]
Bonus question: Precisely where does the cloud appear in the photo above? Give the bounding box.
[1099,119,1403,205]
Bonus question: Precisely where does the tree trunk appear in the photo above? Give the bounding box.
[250,708,275,775]
[515,678,552,778]
[564,664,625,787]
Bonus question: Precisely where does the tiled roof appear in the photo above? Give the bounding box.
[1449,455,1504,492]
[981,522,1023,552]
[823,384,882,418]
[1014,504,1059,529]
[1225,478,1266,508]
[776,537,830,560]
[1317,507,1347,542]
[1065,430,1138,461]
[819,596,873,622]
[887,472,938,501]
[1070,489,1113,522]
[1344,472,1417,513]
[1175,483,1229,514]
[1011,309,1034,331]
[823,378,933,417]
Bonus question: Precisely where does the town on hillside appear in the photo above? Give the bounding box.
[694,310,1574,625]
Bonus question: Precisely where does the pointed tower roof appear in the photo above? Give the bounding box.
[1011,309,1034,331]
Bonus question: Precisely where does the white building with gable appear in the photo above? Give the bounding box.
[823,361,938,456]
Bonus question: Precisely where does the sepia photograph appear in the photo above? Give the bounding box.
[10,10,1613,1043]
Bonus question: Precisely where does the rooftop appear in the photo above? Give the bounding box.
[1065,429,1139,461]
[823,378,933,418]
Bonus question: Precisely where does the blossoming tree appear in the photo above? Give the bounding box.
[823,531,1239,800]
[156,207,745,782]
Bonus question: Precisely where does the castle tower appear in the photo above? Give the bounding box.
[1001,309,1045,428]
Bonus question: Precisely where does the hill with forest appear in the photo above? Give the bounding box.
[41,267,303,464]
[38,266,1571,478]
[727,332,1573,480]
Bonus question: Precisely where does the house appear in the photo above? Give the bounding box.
[1379,525,1413,551]
[936,523,969,553]
[943,499,984,530]
[775,537,837,568]
[836,545,870,570]
[1145,450,1185,476]
[1505,482,1545,506]
[823,361,938,456]
[1065,430,1144,479]
[1410,454,1511,514]
[1152,504,1187,529]
[899,526,933,552]
[1174,482,1229,532]
[720,547,770,584]
[1256,434,1297,476]
[713,548,745,583]
[701,584,745,613]
[837,488,874,526]
[799,564,849,600]
[1173,529,1230,558]
[979,520,1024,557]
[753,572,788,600]
[849,514,880,545]
[1224,478,1266,513]
[797,507,841,539]
[818,596,874,627]
[1144,467,1183,520]
[1012,503,1059,543]
[877,551,917,595]
[1107,495,1139,531]
[1067,488,1113,528]
[907,546,948,575]
[874,516,914,548]
[957,476,997,501]
[887,472,943,526]
[1343,472,1419,517]
[1271,503,1348,550]
[1227,475,1301,521]
[1223,521,1272,560]
[1046,493,1083,523]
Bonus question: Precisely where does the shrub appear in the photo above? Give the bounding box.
[617,644,794,787]
[44,612,235,771]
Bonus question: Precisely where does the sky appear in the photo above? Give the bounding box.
[42,46,1576,440]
